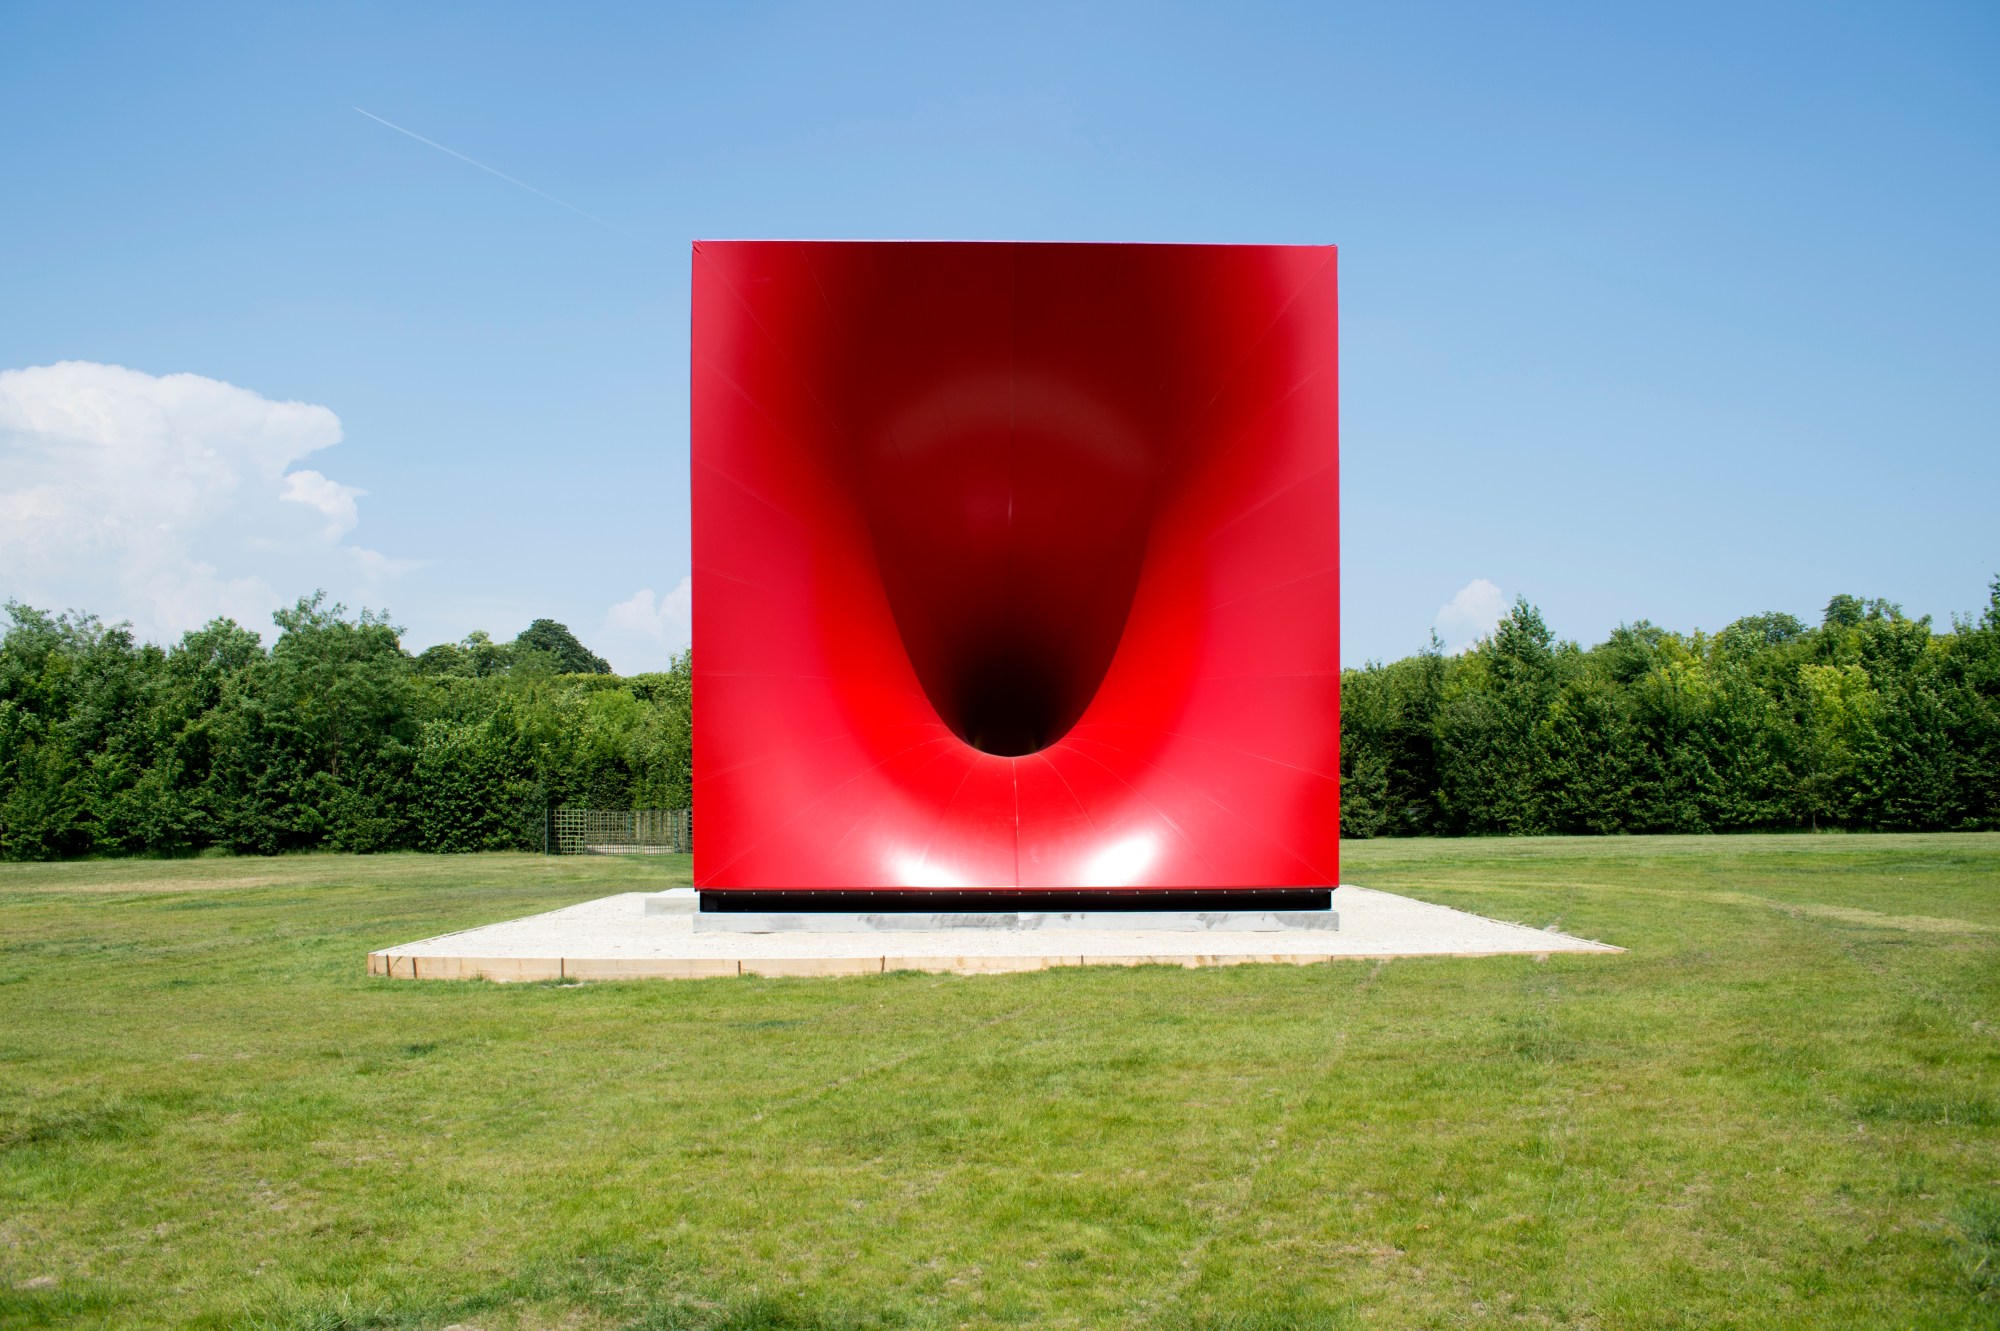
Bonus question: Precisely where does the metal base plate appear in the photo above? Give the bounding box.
[680,908,1338,934]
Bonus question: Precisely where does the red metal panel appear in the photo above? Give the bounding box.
[692,241,1338,901]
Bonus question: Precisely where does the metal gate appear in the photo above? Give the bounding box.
[547,807,691,855]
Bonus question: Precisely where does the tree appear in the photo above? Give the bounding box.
[415,630,516,678]
[513,619,611,675]
[1436,598,1569,834]
[1824,594,1866,629]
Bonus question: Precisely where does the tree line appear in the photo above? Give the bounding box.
[4,579,1996,860]
[0,595,689,860]
[1338,581,2000,837]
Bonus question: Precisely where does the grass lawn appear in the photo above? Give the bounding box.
[2,835,1997,1330]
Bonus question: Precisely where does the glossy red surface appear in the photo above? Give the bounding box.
[692,241,1339,896]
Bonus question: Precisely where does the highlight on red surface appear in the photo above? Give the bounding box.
[692,241,1339,907]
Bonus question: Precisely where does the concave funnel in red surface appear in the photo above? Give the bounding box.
[693,241,1339,909]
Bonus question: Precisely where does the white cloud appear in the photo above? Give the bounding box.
[600,576,693,672]
[279,468,363,538]
[0,360,408,642]
[348,545,419,580]
[1434,577,1507,653]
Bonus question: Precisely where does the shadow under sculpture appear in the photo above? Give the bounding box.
[691,241,1341,915]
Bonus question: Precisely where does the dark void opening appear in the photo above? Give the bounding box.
[950,649,1075,757]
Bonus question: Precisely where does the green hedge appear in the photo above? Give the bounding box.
[5,578,1995,860]
[0,594,689,859]
[1338,582,2000,837]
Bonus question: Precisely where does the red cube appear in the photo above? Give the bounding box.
[692,242,1339,910]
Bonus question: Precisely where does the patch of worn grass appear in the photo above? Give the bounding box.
[0,836,1995,1328]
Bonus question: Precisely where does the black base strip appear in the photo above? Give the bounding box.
[696,888,1333,914]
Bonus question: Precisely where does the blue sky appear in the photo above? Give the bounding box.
[1,2,1994,672]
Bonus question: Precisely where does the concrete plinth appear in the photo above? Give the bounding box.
[366,886,1622,982]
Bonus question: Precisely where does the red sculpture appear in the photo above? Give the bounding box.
[692,242,1339,910]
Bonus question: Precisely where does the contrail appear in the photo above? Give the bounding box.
[353,106,639,240]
